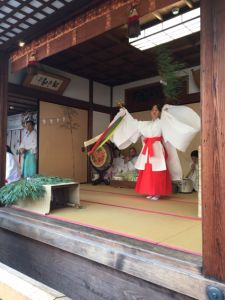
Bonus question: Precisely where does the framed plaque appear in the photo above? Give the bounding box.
[23,71,70,95]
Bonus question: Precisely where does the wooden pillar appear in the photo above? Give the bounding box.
[87,80,93,183]
[110,86,114,121]
[0,52,8,187]
[201,0,225,280]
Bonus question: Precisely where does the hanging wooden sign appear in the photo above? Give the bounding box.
[23,71,70,95]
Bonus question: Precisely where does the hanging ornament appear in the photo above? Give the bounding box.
[128,7,141,38]
[27,51,39,75]
[21,111,36,128]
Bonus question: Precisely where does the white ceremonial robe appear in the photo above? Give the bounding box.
[111,105,200,181]
[124,156,138,172]
[6,152,21,184]
[20,130,37,153]
[112,157,126,175]
[188,163,199,192]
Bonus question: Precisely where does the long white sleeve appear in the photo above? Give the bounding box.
[161,105,200,152]
[110,109,140,149]
[20,130,37,154]
[6,153,21,183]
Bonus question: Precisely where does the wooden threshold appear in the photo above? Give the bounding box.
[0,207,224,299]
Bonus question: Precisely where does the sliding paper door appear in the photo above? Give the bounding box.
[39,101,87,182]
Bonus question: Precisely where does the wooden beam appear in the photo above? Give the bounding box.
[0,53,8,187]
[201,0,225,281]
[8,83,112,114]
[10,0,181,72]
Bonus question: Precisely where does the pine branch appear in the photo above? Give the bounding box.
[155,46,185,102]
[0,175,72,206]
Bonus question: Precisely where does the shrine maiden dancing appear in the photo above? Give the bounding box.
[110,104,200,200]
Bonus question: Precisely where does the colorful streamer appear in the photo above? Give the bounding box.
[88,115,125,156]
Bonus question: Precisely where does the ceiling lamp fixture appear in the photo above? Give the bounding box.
[18,40,25,47]
[129,7,200,51]
[172,7,180,15]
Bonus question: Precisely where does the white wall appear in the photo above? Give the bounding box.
[8,63,90,102]
[8,64,114,105]
[41,65,90,102]
[188,66,200,94]
[93,81,111,106]
[93,111,110,137]
[113,66,200,106]
[8,63,112,140]
[8,63,26,85]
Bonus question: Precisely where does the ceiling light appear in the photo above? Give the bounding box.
[172,7,180,15]
[129,7,200,51]
[9,106,14,110]
[19,40,25,47]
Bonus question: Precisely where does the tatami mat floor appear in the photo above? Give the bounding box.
[49,184,202,255]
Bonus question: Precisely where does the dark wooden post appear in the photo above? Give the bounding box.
[0,52,9,187]
[87,80,93,183]
[201,0,225,281]
[110,86,114,121]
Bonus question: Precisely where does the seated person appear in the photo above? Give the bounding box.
[123,147,138,172]
[111,147,138,181]
[111,148,125,176]
[102,148,125,182]
[186,150,199,192]
[6,145,21,184]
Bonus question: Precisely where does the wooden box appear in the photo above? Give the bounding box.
[14,182,80,215]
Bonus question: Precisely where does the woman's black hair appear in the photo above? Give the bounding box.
[149,103,163,112]
[191,150,198,158]
[129,146,137,155]
[6,145,13,154]
[113,147,121,158]
[26,120,35,126]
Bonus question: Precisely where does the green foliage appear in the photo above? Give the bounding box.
[0,175,72,206]
[155,46,185,102]
[121,171,137,182]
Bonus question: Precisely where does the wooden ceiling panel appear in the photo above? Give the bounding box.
[107,57,127,66]
[91,37,115,49]
[109,44,131,55]
[43,21,200,86]
[0,0,104,52]
[8,93,38,115]
[75,43,100,54]
[92,51,113,61]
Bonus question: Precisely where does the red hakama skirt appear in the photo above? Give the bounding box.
[135,137,172,195]
[135,162,172,195]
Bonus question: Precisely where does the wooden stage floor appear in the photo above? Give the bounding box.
[49,184,202,256]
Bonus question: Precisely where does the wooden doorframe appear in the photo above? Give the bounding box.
[0,52,9,187]
[1,0,225,284]
[201,0,225,281]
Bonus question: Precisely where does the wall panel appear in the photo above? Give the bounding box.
[39,101,87,182]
